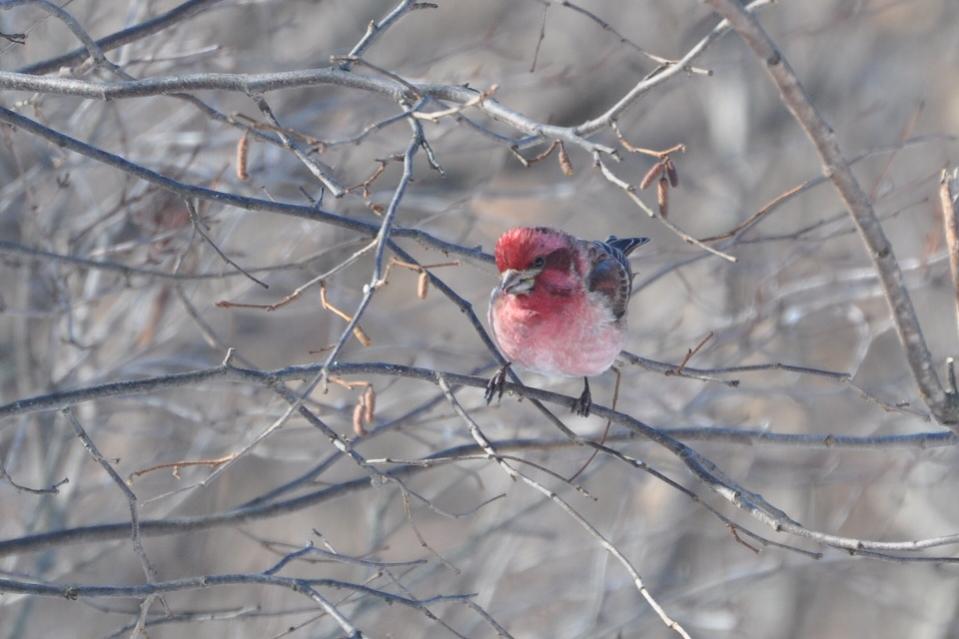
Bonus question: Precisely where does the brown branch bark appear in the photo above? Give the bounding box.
[941,168,959,350]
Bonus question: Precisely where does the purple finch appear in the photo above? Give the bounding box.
[486,226,649,416]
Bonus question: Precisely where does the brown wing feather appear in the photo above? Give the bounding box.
[586,242,633,320]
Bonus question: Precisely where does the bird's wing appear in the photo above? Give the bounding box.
[585,240,635,320]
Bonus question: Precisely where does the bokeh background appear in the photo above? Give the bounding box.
[2,0,959,637]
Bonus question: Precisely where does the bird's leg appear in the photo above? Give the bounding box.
[572,377,592,417]
[568,367,619,482]
[484,363,512,405]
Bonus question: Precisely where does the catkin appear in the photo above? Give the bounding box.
[363,386,375,424]
[657,176,669,219]
[640,162,664,190]
[236,132,250,181]
[417,271,429,299]
[352,401,366,436]
[665,158,679,187]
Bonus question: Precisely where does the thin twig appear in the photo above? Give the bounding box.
[436,374,690,638]
[0,458,66,495]
[20,0,223,75]
[528,2,549,72]
[0,105,493,264]
[128,454,235,482]
[0,0,112,68]
[63,408,166,633]
[574,0,774,135]
[594,153,737,262]
[3,399,958,561]
[339,0,432,71]
[249,95,346,197]
[672,331,714,376]
[549,0,711,75]
[185,199,268,288]
[216,240,376,312]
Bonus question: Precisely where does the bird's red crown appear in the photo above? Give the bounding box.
[494,227,575,272]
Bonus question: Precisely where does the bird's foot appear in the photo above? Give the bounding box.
[571,378,592,417]
[485,363,511,405]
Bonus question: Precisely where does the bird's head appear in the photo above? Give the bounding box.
[494,227,579,296]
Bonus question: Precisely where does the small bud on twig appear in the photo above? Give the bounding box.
[557,142,574,176]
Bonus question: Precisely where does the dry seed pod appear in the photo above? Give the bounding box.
[352,401,367,436]
[363,386,375,424]
[236,132,250,181]
[352,326,372,347]
[664,158,679,187]
[417,271,429,299]
[639,161,664,190]
[657,176,669,219]
[557,142,574,176]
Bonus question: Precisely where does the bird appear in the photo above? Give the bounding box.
[486,226,649,416]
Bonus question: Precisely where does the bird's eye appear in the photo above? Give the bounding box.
[532,256,546,269]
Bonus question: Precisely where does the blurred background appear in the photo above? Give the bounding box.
[1,0,959,637]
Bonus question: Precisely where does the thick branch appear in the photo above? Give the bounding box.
[704,0,959,427]
[0,105,492,265]
[0,68,608,153]
[4,361,959,559]
[941,169,959,346]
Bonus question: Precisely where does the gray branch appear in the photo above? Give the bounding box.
[705,0,959,427]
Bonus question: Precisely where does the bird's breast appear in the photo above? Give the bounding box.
[489,288,624,378]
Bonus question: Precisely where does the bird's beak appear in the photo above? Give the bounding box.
[499,269,536,295]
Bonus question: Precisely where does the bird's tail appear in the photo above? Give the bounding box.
[605,236,650,256]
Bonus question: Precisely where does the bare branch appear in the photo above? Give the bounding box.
[705,0,959,426]
[63,409,165,634]
[19,0,223,74]
[941,168,959,345]
[340,0,433,71]
[185,199,269,289]
[5,4,958,633]
[249,95,346,197]
[0,105,493,264]
[0,457,66,495]
[0,0,112,68]
[436,374,690,638]
[5,362,959,560]
[574,0,774,135]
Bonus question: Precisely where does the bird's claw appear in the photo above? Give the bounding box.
[485,364,511,405]
[571,380,592,417]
